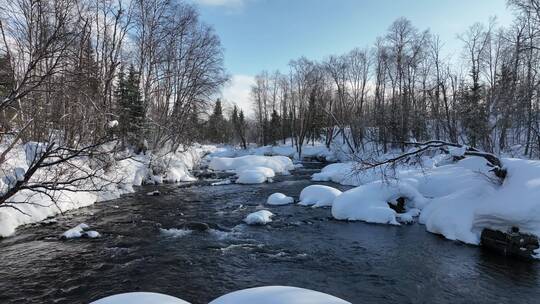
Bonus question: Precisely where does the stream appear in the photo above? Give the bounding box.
[0,162,539,304]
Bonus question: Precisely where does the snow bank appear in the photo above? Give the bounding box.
[321,155,540,246]
[267,193,294,205]
[332,181,426,225]
[298,185,342,207]
[91,292,190,304]
[244,210,274,225]
[209,286,351,304]
[0,141,214,237]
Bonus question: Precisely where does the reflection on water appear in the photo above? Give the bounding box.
[0,163,538,304]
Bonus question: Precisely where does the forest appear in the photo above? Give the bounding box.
[0,0,539,209]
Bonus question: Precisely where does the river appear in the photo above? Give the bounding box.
[0,163,539,304]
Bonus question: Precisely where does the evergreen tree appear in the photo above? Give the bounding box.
[231,105,248,148]
[207,99,227,143]
[269,109,281,145]
[116,64,146,151]
[238,109,247,149]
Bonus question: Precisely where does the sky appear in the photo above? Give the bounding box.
[191,0,515,116]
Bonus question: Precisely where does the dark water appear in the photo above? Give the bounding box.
[1,163,539,304]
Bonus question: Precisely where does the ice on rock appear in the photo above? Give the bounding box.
[209,286,351,304]
[299,185,342,207]
[332,181,427,225]
[244,210,274,225]
[62,223,98,239]
[266,193,294,205]
[91,292,191,304]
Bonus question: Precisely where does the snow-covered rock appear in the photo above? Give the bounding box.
[209,286,351,304]
[298,185,342,207]
[236,170,269,184]
[91,292,190,304]
[209,155,293,185]
[209,155,293,174]
[332,180,427,225]
[266,193,294,205]
[244,210,274,225]
[61,223,100,239]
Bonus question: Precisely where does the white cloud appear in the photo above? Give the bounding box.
[221,74,255,117]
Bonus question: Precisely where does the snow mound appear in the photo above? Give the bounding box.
[209,155,293,174]
[267,193,294,205]
[210,155,293,185]
[237,169,270,184]
[91,292,190,304]
[332,180,427,225]
[244,210,274,225]
[299,185,342,207]
[209,286,350,304]
[62,223,100,239]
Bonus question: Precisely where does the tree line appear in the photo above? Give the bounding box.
[239,0,540,159]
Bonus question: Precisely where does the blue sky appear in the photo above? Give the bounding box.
[191,0,514,115]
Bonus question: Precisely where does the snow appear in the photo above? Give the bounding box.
[160,228,193,238]
[267,193,294,205]
[107,120,119,128]
[211,180,232,186]
[208,286,351,304]
[209,155,293,184]
[320,154,540,247]
[332,181,426,225]
[62,223,101,239]
[244,210,274,225]
[298,185,342,207]
[91,292,190,304]
[85,230,101,238]
[236,170,269,184]
[209,155,293,173]
[208,141,336,162]
[0,141,215,237]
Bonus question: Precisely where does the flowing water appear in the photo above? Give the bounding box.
[0,163,539,304]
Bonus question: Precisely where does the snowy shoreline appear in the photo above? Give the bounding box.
[0,143,216,237]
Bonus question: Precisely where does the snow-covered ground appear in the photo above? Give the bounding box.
[0,141,215,237]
